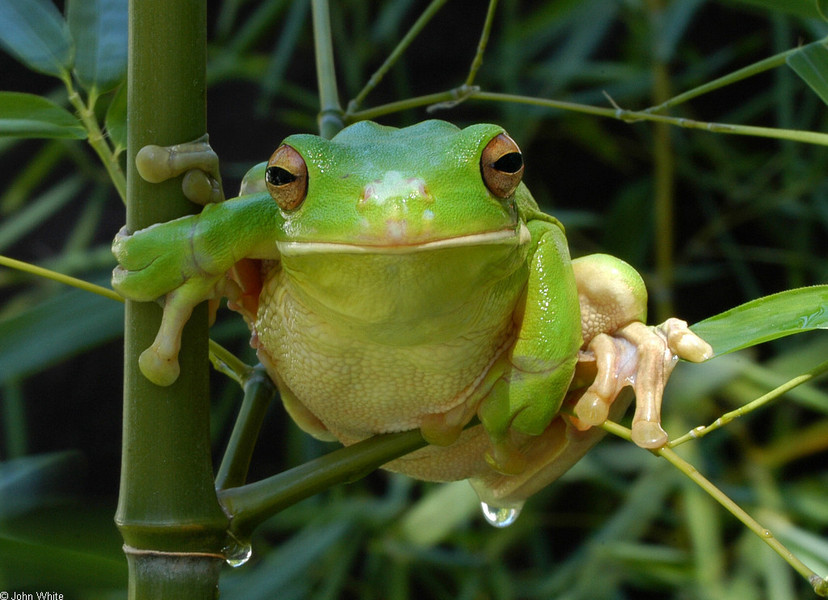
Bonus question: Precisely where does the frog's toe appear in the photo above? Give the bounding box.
[135,137,220,186]
[138,346,181,387]
[182,169,224,205]
[484,437,527,476]
[631,419,668,449]
[658,318,713,363]
[420,403,469,446]
[572,391,610,427]
[572,333,623,427]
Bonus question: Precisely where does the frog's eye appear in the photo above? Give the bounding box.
[266,144,308,210]
[481,133,524,198]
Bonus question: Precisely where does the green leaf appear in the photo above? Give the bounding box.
[67,0,128,93]
[0,281,123,385]
[690,286,828,357]
[718,0,822,19]
[820,0,828,21]
[786,41,828,107]
[105,82,127,153]
[0,0,73,78]
[0,92,87,139]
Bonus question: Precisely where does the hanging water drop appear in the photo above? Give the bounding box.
[223,537,253,568]
[480,501,523,528]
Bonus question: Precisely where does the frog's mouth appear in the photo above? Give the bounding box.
[275,223,530,256]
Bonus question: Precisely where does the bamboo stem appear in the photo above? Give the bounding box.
[116,1,228,597]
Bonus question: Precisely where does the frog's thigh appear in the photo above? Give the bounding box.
[266,372,337,442]
[571,254,647,344]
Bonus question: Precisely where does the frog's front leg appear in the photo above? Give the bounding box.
[571,255,713,448]
[477,220,583,473]
[113,137,285,386]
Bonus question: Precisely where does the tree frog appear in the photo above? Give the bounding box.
[112,120,711,509]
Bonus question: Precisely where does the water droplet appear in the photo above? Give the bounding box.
[480,501,523,528]
[223,536,252,568]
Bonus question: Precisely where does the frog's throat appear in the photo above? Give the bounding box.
[276,223,530,256]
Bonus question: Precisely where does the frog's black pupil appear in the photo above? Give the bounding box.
[267,166,297,186]
[493,152,523,174]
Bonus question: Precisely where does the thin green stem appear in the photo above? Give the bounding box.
[646,43,810,114]
[219,428,427,539]
[349,90,461,122]
[474,91,828,146]
[353,88,828,147]
[670,358,828,447]
[602,420,828,596]
[311,0,344,138]
[215,367,277,491]
[464,0,499,87]
[208,339,253,386]
[0,254,122,302]
[346,0,450,114]
[61,74,127,202]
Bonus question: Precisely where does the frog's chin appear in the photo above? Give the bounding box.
[275,223,530,256]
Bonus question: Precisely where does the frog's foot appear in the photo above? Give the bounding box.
[420,402,469,447]
[136,277,223,386]
[135,135,224,204]
[572,318,712,448]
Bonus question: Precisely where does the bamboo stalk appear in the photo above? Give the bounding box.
[115,1,228,597]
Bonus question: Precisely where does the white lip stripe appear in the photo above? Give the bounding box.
[277,223,529,256]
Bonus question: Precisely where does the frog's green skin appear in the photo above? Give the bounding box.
[113,120,711,507]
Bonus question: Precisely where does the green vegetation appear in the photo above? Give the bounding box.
[0,0,827,598]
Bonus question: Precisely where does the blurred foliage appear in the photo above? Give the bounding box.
[0,0,827,598]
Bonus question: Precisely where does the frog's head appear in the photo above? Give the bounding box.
[266,120,527,250]
[258,120,532,332]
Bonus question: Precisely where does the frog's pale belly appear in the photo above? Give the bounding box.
[253,265,521,442]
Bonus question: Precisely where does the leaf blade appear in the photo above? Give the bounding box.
[786,41,828,107]
[0,0,73,78]
[0,92,87,139]
[690,286,828,357]
[67,0,128,92]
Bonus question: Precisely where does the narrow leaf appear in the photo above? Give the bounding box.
[690,286,828,357]
[0,92,86,139]
[0,0,73,77]
[820,0,828,22]
[104,82,127,153]
[67,0,128,92]
[0,282,123,384]
[787,41,828,107]
[719,0,821,19]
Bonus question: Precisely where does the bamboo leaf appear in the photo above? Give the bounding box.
[0,282,123,385]
[0,92,87,139]
[0,0,73,77]
[718,0,822,19]
[104,82,127,153]
[690,286,828,357]
[786,41,828,107]
[66,0,128,93]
